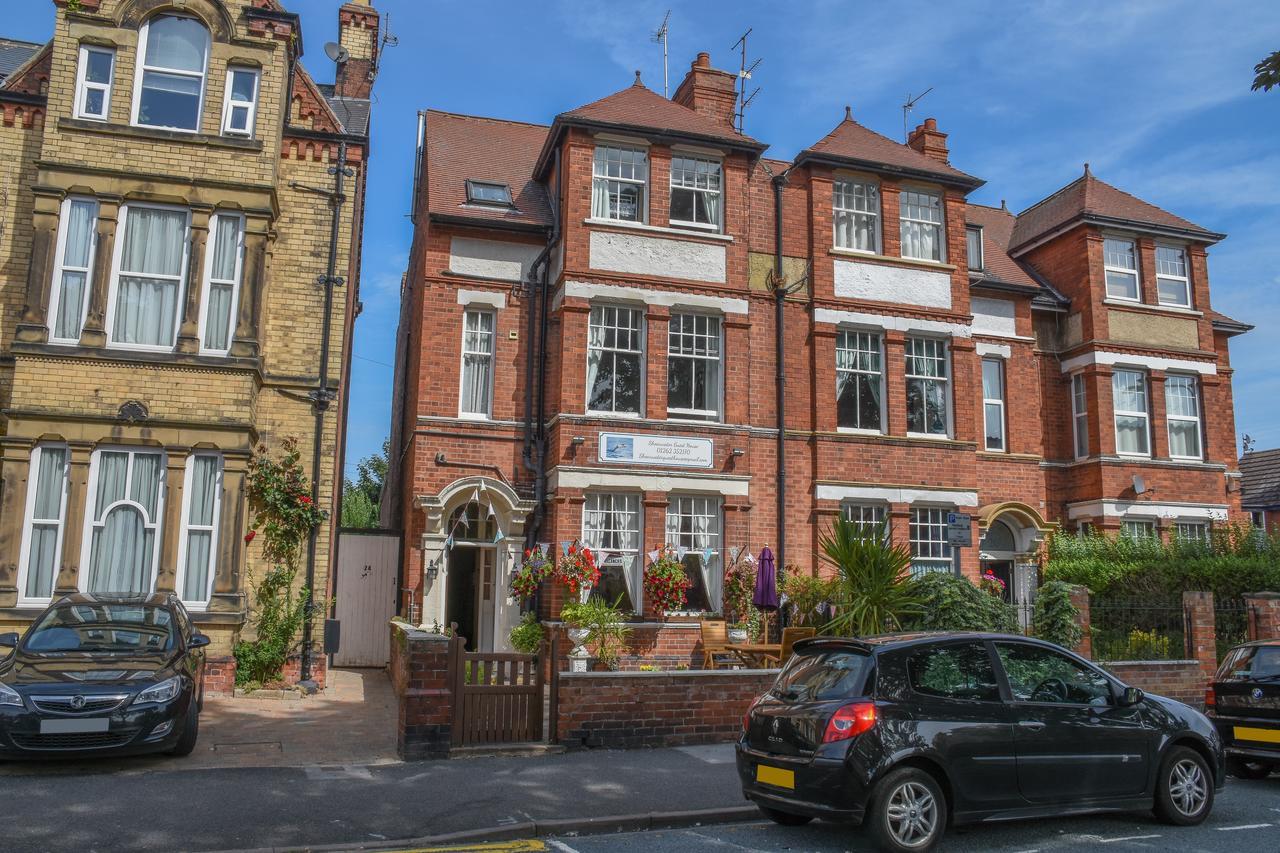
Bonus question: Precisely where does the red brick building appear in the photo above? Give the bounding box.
[385,53,1250,651]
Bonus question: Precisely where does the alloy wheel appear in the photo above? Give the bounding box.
[1168,758,1208,817]
[885,780,938,848]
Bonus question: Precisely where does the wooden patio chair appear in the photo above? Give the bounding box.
[699,619,736,670]
[760,627,816,668]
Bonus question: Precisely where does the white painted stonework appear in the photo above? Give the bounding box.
[1066,500,1229,521]
[1059,350,1218,376]
[975,342,1011,359]
[833,259,952,309]
[971,297,1018,338]
[449,237,541,282]
[556,281,747,315]
[589,230,726,283]
[813,308,971,339]
[815,484,979,507]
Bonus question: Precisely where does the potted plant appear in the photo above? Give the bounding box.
[553,541,600,602]
[727,623,749,644]
[561,595,632,670]
[644,546,692,617]
[510,546,550,604]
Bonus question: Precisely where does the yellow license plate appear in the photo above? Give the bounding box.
[756,764,795,790]
[1235,726,1280,744]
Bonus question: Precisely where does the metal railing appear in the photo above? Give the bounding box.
[1090,595,1189,661]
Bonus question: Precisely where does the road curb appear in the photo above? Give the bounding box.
[211,805,761,852]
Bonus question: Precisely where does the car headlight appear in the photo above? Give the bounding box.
[0,682,21,708]
[134,676,182,705]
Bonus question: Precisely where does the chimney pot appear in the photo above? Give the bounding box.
[695,52,711,68]
[672,50,738,127]
[924,117,937,130]
[906,117,950,164]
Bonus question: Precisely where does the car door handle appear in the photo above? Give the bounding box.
[1018,721,1046,732]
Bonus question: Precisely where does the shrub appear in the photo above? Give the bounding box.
[508,612,545,655]
[911,573,1018,634]
[1097,628,1172,662]
[820,518,922,636]
[780,571,835,629]
[1031,581,1082,650]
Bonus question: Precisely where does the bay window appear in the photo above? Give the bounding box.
[1156,245,1190,307]
[74,45,114,121]
[836,330,883,431]
[82,448,166,596]
[176,453,222,608]
[982,358,1006,451]
[910,507,953,575]
[133,15,210,132]
[18,445,70,605]
[459,309,495,417]
[221,66,260,138]
[905,336,949,436]
[48,196,99,343]
[833,179,880,253]
[586,305,643,415]
[1104,237,1139,301]
[1072,373,1089,458]
[1112,369,1150,456]
[591,145,647,223]
[199,212,244,354]
[107,205,189,350]
[666,496,722,613]
[1165,374,1203,459]
[899,189,944,262]
[667,313,721,421]
[582,493,641,613]
[669,156,721,230]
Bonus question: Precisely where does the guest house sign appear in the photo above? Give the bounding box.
[598,433,714,469]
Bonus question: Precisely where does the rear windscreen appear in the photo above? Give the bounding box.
[1219,646,1280,680]
[771,649,871,702]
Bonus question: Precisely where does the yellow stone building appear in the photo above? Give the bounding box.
[0,0,377,686]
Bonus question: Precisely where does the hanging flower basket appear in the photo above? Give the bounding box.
[644,546,692,616]
[553,541,599,599]
[510,546,550,603]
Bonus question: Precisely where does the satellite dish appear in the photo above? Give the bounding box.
[324,42,350,64]
[1132,474,1146,495]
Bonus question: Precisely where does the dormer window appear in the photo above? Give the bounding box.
[1103,237,1139,301]
[133,15,210,133]
[592,145,647,223]
[1156,245,1190,307]
[465,180,513,207]
[966,226,983,271]
[669,156,721,230]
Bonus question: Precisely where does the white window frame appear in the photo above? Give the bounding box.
[78,446,167,596]
[16,444,71,608]
[131,14,210,133]
[591,144,648,224]
[1121,519,1156,540]
[174,452,223,610]
[1155,244,1191,308]
[666,312,722,422]
[843,503,887,537]
[905,336,951,438]
[197,211,244,355]
[910,506,954,576]
[982,357,1006,452]
[1112,368,1151,457]
[668,155,722,231]
[105,202,191,353]
[586,304,645,417]
[581,492,642,613]
[47,195,100,345]
[1103,236,1140,302]
[833,178,881,253]
[1174,521,1208,543]
[899,188,945,262]
[836,329,884,433]
[220,66,260,138]
[74,44,114,121]
[1165,373,1203,460]
[664,495,723,613]
[459,308,496,419]
[966,226,984,271]
[1071,373,1089,459]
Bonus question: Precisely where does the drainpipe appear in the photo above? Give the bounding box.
[530,148,562,548]
[771,170,790,573]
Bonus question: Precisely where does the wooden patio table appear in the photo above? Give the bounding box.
[726,643,783,669]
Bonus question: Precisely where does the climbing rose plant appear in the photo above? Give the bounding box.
[644,546,692,615]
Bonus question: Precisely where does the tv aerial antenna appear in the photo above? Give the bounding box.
[902,87,933,140]
[651,10,671,97]
[731,28,761,134]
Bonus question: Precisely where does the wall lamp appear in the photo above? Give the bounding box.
[426,558,440,581]
[731,448,745,457]
[571,436,587,446]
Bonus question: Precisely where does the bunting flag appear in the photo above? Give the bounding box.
[676,545,688,560]
[744,553,756,565]
[647,549,661,563]
[562,542,571,556]
[703,547,714,565]
[444,534,455,551]
[729,546,741,562]
[537,543,550,558]
[492,527,504,544]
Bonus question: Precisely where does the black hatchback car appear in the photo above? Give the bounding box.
[0,593,209,759]
[738,633,1224,852]
[1207,639,1280,779]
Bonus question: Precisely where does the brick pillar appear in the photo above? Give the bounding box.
[1182,590,1217,682]
[1069,585,1092,659]
[1244,593,1280,641]
[390,623,455,760]
[884,331,907,436]
[1149,371,1168,460]
[813,325,838,432]
[645,306,669,420]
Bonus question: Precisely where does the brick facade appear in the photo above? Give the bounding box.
[0,1,376,686]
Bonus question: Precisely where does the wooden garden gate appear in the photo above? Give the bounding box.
[449,634,558,746]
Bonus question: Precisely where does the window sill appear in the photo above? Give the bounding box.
[57,117,265,152]
[586,410,642,420]
[837,427,885,436]
[458,412,492,422]
[667,413,721,424]
[1102,299,1203,318]
[906,432,954,441]
[583,218,734,243]
[10,339,259,371]
[828,247,956,272]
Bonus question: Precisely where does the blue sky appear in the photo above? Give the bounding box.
[6,1,1280,475]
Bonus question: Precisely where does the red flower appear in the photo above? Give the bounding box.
[300,495,312,505]
[244,530,257,544]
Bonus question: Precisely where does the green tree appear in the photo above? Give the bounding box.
[341,439,388,529]
[820,518,922,637]
[1254,50,1280,92]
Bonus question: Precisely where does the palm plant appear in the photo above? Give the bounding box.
[820,517,922,637]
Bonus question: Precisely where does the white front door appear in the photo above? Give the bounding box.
[477,548,495,651]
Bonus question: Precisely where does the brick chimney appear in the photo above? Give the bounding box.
[672,52,738,128]
[335,1,380,100]
[907,117,950,164]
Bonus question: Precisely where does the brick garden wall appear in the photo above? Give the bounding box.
[388,621,454,760]
[1103,661,1205,707]
[556,669,775,750]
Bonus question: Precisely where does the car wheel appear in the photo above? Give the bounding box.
[1227,757,1275,780]
[867,767,947,853]
[1153,746,1214,826]
[165,706,200,758]
[757,805,813,826]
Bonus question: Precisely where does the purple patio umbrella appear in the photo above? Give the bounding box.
[752,546,779,611]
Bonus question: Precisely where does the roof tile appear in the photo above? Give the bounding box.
[1241,449,1280,510]
[558,78,759,148]
[801,115,981,186]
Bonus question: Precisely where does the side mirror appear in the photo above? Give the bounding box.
[188,633,212,650]
[0,633,18,649]
[1119,686,1145,707]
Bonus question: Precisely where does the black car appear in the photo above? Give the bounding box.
[738,633,1224,852]
[1207,639,1280,779]
[0,593,209,759]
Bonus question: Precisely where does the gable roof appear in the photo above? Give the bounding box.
[425,110,553,231]
[796,114,983,190]
[316,84,371,137]
[0,38,41,86]
[967,204,1069,310]
[1010,169,1224,253]
[1241,449,1280,510]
